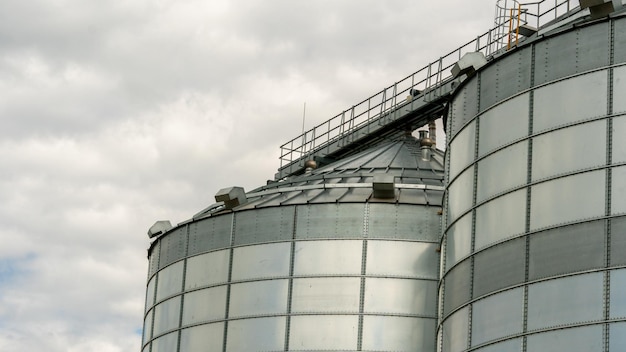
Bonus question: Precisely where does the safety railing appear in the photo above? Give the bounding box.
[278,0,581,173]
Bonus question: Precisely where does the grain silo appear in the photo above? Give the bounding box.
[440,1,626,351]
[141,1,626,351]
[141,134,445,352]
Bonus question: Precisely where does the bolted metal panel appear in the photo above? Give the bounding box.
[361,316,436,352]
[142,310,153,345]
[145,277,156,312]
[612,166,626,214]
[153,296,182,337]
[609,269,626,318]
[295,203,364,239]
[441,305,469,352]
[447,165,475,224]
[474,189,527,250]
[610,215,626,266]
[155,261,184,302]
[368,203,440,241]
[181,287,227,326]
[450,78,479,138]
[533,71,608,133]
[148,240,160,279]
[614,71,626,117]
[471,288,524,347]
[479,46,532,111]
[366,241,439,279]
[473,238,526,298]
[184,250,230,290]
[472,338,522,352]
[180,323,224,352]
[527,272,604,330]
[615,17,626,64]
[291,277,360,313]
[187,214,232,256]
[610,322,626,350]
[228,280,289,318]
[526,325,603,352]
[534,23,610,86]
[478,93,530,157]
[233,206,295,246]
[289,315,358,350]
[442,258,471,316]
[226,317,285,352]
[363,278,438,316]
[151,331,178,352]
[444,214,472,272]
[529,220,605,280]
[476,141,528,203]
[293,240,362,276]
[158,227,187,269]
[231,243,291,281]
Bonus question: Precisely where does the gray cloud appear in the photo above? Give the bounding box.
[0,0,496,350]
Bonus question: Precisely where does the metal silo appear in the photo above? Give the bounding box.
[440,2,626,352]
[141,135,444,352]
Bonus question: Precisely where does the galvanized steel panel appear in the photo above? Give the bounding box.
[444,214,472,272]
[151,331,178,352]
[293,240,362,276]
[479,47,532,111]
[148,240,160,278]
[530,170,605,230]
[533,70,608,133]
[615,17,626,64]
[153,296,181,336]
[234,207,295,246]
[442,259,471,316]
[307,188,349,204]
[145,277,156,312]
[363,278,437,316]
[610,269,626,318]
[475,189,527,249]
[471,288,523,347]
[185,250,230,290]
[611,216,626,266]
[612,166,626,215]
[397,188,427,205]
[425,189,444,206]
[361,142,405,169]
[226,317,285,352]
[291,277,360,313]
[534,23,610,86]
[613,115,626,165]
[529,220,605,280]
[441,306,469,352]
[527,272,603,330]
[472,338,521,352]
[478,93,530,157]
[156,261,183,301]
[366,241,439,279]
[288,315,358,350]
[180,323,223,352]
[447,166,474,224]
[182,287,227,325]
[526,325,603,352]
[231,243,291,280]
[228,280,288,317]
[476,141,527,202]
[280,188,325,205]
[142,310,153,344]
[610,323,626,350]
[368,204,440,241]
[159,227,187,268]
[450,78,479,137]
[473,238,525,298]
[533,120,606,181]
[295,203,365,239]
[188,215,231,256]
[361,316,436,352]
[449,122,475,180]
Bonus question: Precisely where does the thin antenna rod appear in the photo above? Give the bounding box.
[301,102,307,135]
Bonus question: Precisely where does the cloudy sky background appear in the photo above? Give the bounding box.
[0,1,499,351]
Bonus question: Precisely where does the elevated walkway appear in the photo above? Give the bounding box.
[275,0,586,180]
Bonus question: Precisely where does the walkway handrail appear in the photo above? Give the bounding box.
[278,0,581,172]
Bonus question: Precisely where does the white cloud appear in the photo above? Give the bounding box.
[0,0,498,351]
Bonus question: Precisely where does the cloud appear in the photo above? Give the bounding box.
[0,0,497,350]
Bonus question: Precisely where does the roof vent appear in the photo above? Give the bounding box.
[372,174,396,199]
[215,186,247,209]
[451,52,487,79]
[581,0,616,19]
[147,220,173,238]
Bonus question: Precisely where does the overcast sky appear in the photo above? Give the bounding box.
[0,1,497,351]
